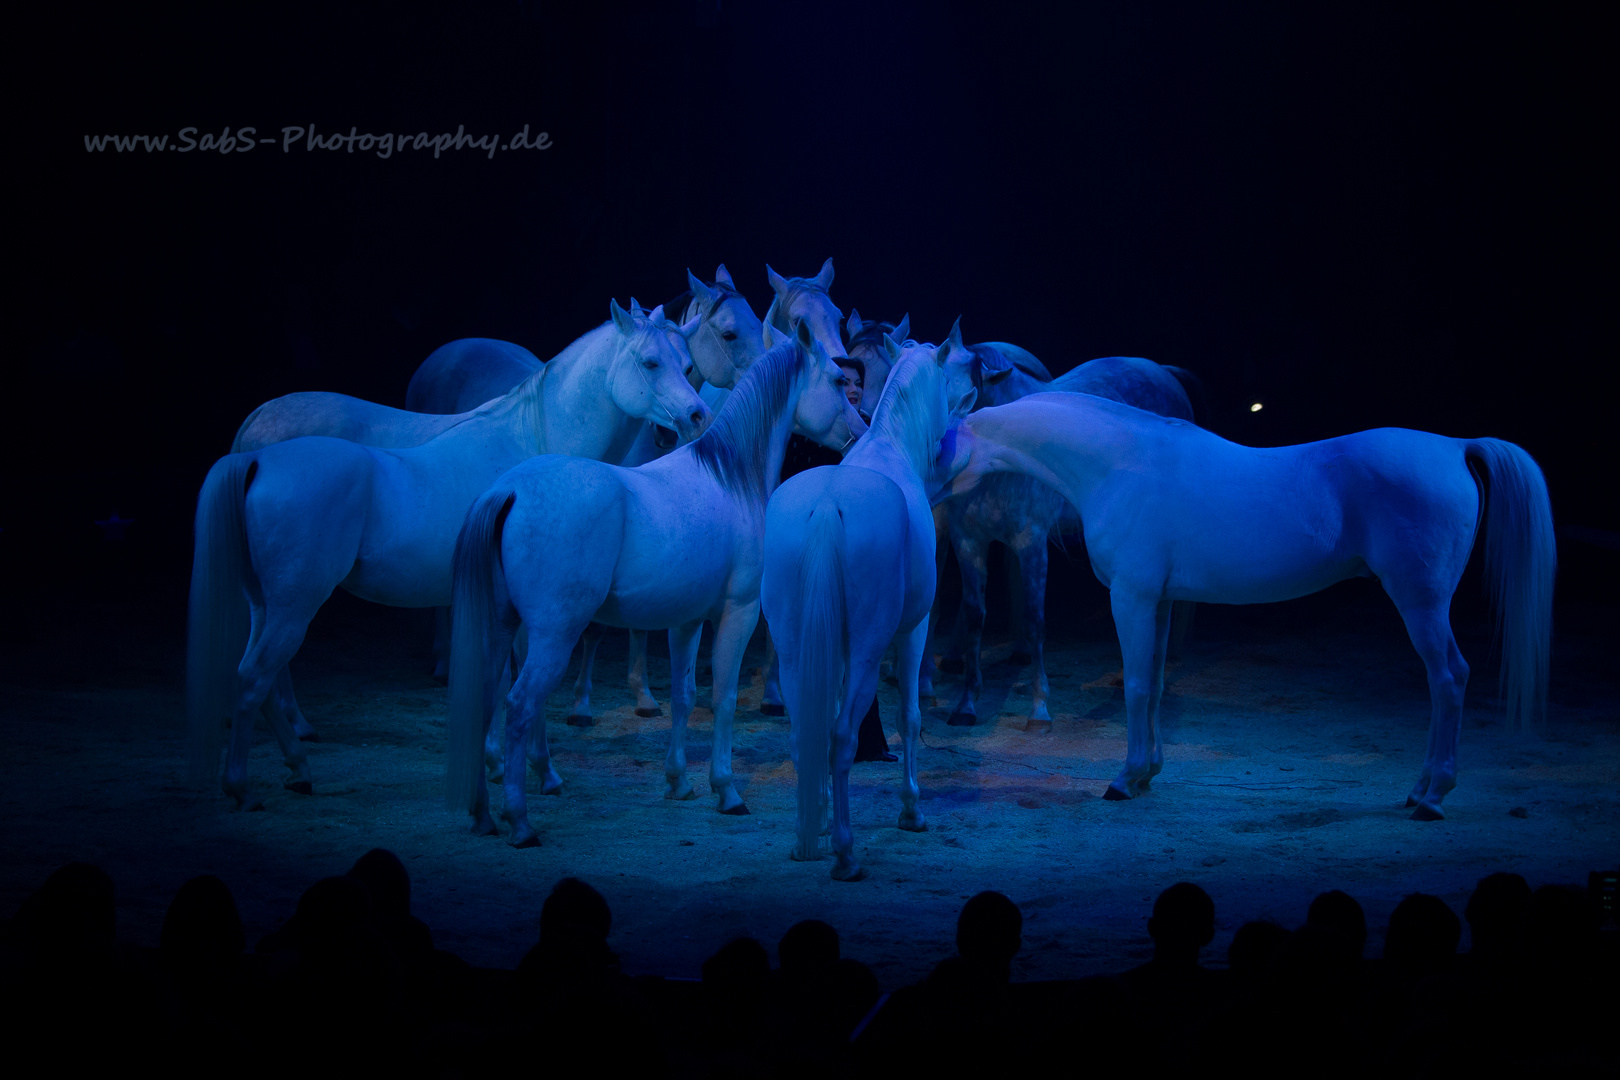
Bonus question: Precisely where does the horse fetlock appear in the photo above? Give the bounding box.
[508,822,542,848]
[538,765,563,795]
[897,807,927,832]
[831,856,867,882]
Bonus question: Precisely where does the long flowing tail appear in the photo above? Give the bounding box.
[445,487,516,812]
[1466,438,1556,730]
[791,503,848,861]
[185,454,257,789]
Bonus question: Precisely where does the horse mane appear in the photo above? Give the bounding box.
[777,277,831,325]
[691,338,805,504]
[866,347,946,474]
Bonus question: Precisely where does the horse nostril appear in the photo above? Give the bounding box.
[691,410,705,427]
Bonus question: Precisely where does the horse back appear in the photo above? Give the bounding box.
[234,391,461,452]
[405,338,542,414]
[1050,357,1195,422]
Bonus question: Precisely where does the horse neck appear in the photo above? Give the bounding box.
[972,398,1116,512]
[690,351,804,511]
[847,377,943,487]
[539,327,643,461]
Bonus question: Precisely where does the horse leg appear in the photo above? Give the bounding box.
[947,536,989,726]
[1004,544,1027,659]
[469,626,517,837]
[760,631,786,716]
[829,659,880,881]
[707,601,760,815]
[567,622,605,726]
[223,607,312,811]
[431,606,451,683]
[1392,600,1469,820]
[663,620,704,801]
[258,669,314,793]
[1017,540,1053,731]
[501,626,572,848]
[628,629,661,717]
[1168,601,1197,659]
[263,666,318,741]
[894,619,930,832]
[1104,590,1172,800]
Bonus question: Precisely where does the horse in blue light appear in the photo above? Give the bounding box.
[186,302,712,809]
[444,323,863,846]
[933,350,1200,729]
[937,392,1554,819]
[761,326,978,880]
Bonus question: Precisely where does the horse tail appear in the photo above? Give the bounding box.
[1161,365,1206,425]
[445,486,517,812]
[1465,438,1556,731]
[791,502,848,862]
[230,403,267,454]
[185,453,257,789]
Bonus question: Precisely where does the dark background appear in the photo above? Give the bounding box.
[5,1,1615,622]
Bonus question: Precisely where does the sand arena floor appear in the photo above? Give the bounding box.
[2,579,1615,984]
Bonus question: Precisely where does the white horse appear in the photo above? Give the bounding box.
[444,323,864,846]
[934,353,1199,729]
[936,392,1555,819]
[760,326,978,880]
[842,310,910,413]
[766,259,848,364]
[186,302,712,809]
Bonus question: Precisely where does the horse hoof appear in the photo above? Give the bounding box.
[666,784,698,802]
[565,714,594,727]
[1009,651,1034,666]
[470,818,499,837]
[1405,793,1421,807]
[1024,718,1052,734]
[897,811,927,832]
[1103,783,1132,801]
[760,703,785,717]
[1410,803,1445,822]
[284,780,313,795]
[831,862,867,882]
[431,670,448,686]
[938,658,966,674]
[634,706,662,718]
[509,829,542,849]
[297,732,321,743]
[719,802,750,816]
[790,845,822,863]
[947,712,977,727]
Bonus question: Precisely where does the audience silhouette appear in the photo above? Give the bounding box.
[4,858,1613,1076]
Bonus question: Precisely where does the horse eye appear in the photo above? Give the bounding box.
[721,331,737,342]
[684,364,694,376]
[642,360,658,370]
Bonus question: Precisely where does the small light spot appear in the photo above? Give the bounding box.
[1249,402,1264,413]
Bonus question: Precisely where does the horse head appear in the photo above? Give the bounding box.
[785,318,867,453]
[683,264,765,391]
[606,299,712,446]
[765,258,845,365]
[845,310,911,414]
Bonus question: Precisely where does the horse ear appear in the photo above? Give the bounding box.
[767,264,789,296]
[628,297,646,317]
[795,318,814,350]
[978,343,1014,384]
[679,312,702,338]
[761,295,782,348]
[686,269,717,308]
[610,299,636,336]
[892,313,911,343]
[938,316,965,363]
[812,257,835,291]
[647,304,666,325]
[847,308,864,338]
[882,332,903,362]
[714,264,734,287]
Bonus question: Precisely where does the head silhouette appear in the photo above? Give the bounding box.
[779,919,840,977]
[348,848,411,924]
[293,876,371,955]
[1306,889,1367,960]
[956,891,1023,975]
[1228,919,1290,985]
[1384,893,1460,975]
[161,875,244,970]
[1148,882,1215,966]
[1465,872,1532,955]
[539,877,612,957]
